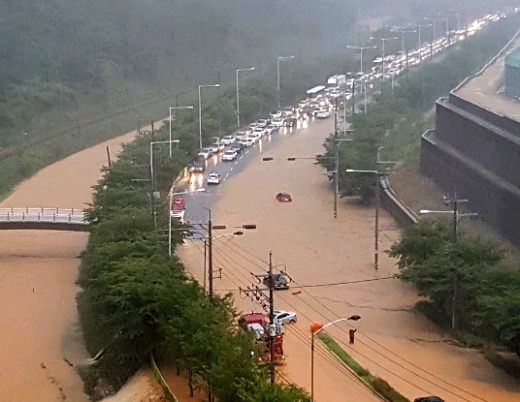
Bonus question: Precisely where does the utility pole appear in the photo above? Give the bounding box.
[452,198,459,330]
[419,195,478,329]
[208,210,214,299]
[203,240,208,292]
[106,146,112,168]
[333,99,339,220]
[240,252,289,385]
[268,252,275,385]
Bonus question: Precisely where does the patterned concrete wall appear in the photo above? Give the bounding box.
[420,99,520,247]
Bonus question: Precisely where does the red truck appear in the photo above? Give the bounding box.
[238,312,284,364]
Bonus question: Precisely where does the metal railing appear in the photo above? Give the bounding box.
[0,208,87,225]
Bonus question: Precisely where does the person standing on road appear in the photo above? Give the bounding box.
[349,328,357,344]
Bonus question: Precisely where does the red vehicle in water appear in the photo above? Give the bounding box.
[276,192,292,202]
[170,197,186,221]
[239,312,285,364]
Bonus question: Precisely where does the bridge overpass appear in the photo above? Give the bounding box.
[0,207,88,231]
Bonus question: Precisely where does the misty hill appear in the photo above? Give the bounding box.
[0,0,514,142]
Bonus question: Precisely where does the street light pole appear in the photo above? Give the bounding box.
[419,196,478,329]
[345,169,391,269]
[169,106,194,157]
[310,315,361,402]
[236,67,255,128]
[198,84,220,150]
[391,29,417,68]
[346,45,377,75]
[370,37,397,82]
[417,24,432,61]
[277,56,295,110]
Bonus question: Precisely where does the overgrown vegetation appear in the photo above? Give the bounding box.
[77,125,310,401]
[387,220,520,357]
[318,333,410,402]
[317,14,520,204]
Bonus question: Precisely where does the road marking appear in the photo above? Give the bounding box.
[239,155,244,160]
[225,173,230,178]
[230,167,234,171]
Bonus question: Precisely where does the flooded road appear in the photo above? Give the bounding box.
[178,115,520,402]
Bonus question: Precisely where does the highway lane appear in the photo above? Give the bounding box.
[180,118,312,230]
[176,113,388,402]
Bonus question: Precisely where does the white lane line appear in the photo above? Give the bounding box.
[225,173,230,178]
[230,167,234,171]
[239,155,244,160]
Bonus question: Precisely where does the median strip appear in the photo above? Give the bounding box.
[317,333,410,402]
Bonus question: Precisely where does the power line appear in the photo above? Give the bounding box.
[288,276,482,401]
[186,239,482,401]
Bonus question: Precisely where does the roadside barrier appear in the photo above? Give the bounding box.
[150,354,180,402]
[379,176,418,226]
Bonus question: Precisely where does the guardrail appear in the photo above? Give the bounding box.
[0,208,88,231]
[379,176,419,226]
[150,355,180,402]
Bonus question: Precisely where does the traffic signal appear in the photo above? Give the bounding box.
[242,224,257,230]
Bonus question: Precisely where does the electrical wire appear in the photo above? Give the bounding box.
[216,241,484,401]
[288,275,484,401]
[211,243,378,391]
[187,238,482,401]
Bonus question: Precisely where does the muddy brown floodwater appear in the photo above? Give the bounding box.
[0,132,136,402]
[178,116,520,402]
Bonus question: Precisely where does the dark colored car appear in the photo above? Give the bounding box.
[188,159,206,173]
[276,192,292,202]
[263,273,289,290]
[230,143,245,153]
[414,397,445,402]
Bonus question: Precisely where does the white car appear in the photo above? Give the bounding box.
[235,130,250,140]
[215,143,226,152]
[252,127,265,137]
[207,172,221,185]
[273,310,297,325]
[170,209,185,222]
[221,149,238,161]
[247,323,265,340]
[264,125,278,135]
[238,137,255,147]
[198,148,212,159]
[220,135,236,145]
[271,118,284,128]
[315,108,331,119]
[270,110,282,119]
[207,143,221,153]
[249,132,262,143]
[256,119,269,128]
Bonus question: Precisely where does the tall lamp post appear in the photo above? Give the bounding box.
[168,106,194,157]
[310,315,361,402]
[150,140,180,216]
[391,28,417,68]
[369,37,397,82]
[277,56,295,109]
[419,196,478,329]
[236,67,255,128]
[346,45,377,75]
[198,84,220,150]
[417,24,432,61]
[346,169,392,269]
